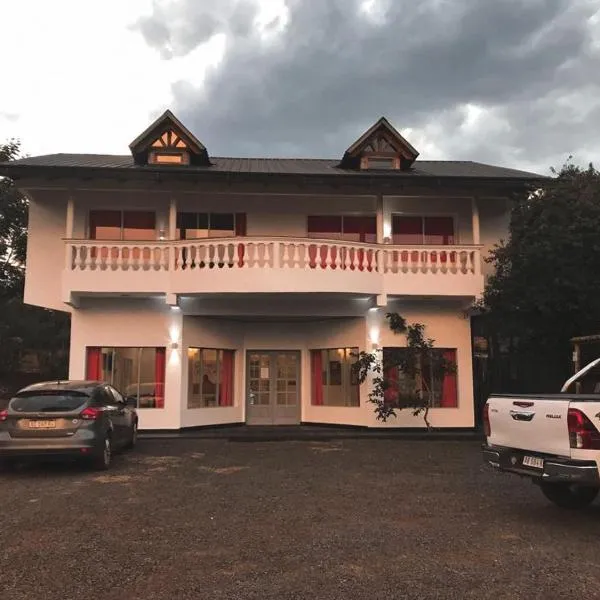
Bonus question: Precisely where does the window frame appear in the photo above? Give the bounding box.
[88,210,157,241]
[187,347,236,409]
[311,347,360,407]
[176,212,240,240]
[390,214,457,245]
[306,215,377,243]
[382,347,458,408]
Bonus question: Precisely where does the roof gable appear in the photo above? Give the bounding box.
[129,110,210,166]
[340,117,419,170]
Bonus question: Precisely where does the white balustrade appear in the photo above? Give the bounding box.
[65,239,481,279]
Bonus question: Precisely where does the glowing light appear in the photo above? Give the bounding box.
[369,326,380,345]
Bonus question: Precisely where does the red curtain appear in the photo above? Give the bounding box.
[219,350,234,407]
[384,365,399,405]
[311,350,324,405]
[424,217,454,245]
[392,216,423,244]
[235,213,247,236]
[441,350,458,407]
[343,216,377,243]
[155,347,166,409]
[89,210,121,240]
[86,347,102,380]
[307,216,342,238]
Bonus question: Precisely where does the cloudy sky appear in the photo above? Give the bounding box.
[2,0,599,174]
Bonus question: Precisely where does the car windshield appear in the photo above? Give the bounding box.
[9,391,89,413]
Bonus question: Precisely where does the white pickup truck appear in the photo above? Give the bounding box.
[483,359,600,509]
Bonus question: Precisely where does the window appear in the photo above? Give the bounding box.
[187,348,235,408]
[149,129,189,165]
[365,157,397,170]
[176,213,246,239]
[383,348,457,408]
[86,347,166,409]
[392,216,455,245]
[89,211,156,241]
[311,348,359,406]
[307,215,376,243]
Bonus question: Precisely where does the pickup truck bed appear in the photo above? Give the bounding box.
[483,362,600,509]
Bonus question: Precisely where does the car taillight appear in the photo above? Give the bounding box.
[80,407,102,421]
[0,409,7,422]
[567,408,600,450]
[483,403,491,437]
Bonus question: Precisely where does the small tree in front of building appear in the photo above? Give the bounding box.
[353,312,456,429]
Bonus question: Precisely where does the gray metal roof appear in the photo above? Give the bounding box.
[0,153,544,180]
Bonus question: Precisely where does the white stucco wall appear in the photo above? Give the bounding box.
[67,298,474,430]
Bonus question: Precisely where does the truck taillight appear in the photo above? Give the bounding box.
[567,408,600,450]
[483,403,491,437]
[0,409,7,422]
[80,407,102,421]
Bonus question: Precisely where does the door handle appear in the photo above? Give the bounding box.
[509,410,535,422]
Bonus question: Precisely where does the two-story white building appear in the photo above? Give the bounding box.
[0,112,542,430]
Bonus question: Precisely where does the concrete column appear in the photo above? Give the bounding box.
[471,196,481,245]
[376,194,384,243]
[65,195,75,238]
[168,197,177,240]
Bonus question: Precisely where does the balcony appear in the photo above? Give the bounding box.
[63,237,484,303]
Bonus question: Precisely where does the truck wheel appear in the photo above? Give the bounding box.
[540,482,599,509]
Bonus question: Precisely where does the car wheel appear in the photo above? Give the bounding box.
[540,482,599,509]
[92,436,112,471]
[125,421,138,450]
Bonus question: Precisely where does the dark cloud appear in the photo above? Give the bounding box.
[133,0,600,172]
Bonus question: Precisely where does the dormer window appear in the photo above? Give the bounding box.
[339,117,419,171]
[149,130,190,165]
[129,110,211,167]
[361,157,399,170]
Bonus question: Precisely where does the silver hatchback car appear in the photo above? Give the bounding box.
[0,380,138,470]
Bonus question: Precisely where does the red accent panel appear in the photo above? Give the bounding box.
[155,347,166,409]
[311,350,324,405]
[219,350,234,407]
[441,349,458,407]
[86,347,102,380]
[235,213,247,236]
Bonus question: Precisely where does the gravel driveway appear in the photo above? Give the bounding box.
[1,439,599,600]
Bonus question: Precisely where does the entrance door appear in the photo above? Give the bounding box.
[246,351,301,425]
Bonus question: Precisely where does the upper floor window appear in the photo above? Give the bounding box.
[89,210,156,241]
[392,216,455,245]
[176,212,246,239]
[307,215,376,243]
[149,129,190,165]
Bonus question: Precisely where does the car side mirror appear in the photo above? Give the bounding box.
[125,396,138,408]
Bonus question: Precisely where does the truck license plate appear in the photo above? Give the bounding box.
[523,455,544,469]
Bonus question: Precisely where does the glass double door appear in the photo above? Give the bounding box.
[246,351,301,425]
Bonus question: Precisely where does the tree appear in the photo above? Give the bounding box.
[354,313,456,429]
[0,140,70,380]
[477,160,600,392]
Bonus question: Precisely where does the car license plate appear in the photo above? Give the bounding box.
[523,455,544,469]
[28,420,56,429]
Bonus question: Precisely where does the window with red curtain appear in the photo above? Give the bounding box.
[382,347,458,408]
[89,210,156,240]
[310,348,359,406]
[392,216,455,245]
[307,216,343,239]
[89,211,121,240]
[86,347,167,409]
[342,216,377,243]
[187,348,235,408]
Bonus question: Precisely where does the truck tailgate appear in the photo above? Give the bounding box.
[487,396,570,456]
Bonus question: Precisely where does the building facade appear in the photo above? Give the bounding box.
[0,113,541,430]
